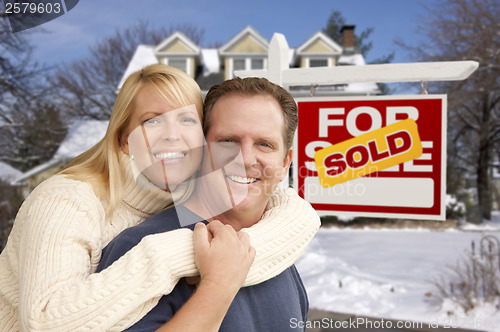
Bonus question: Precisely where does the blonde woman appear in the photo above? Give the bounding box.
[0,64,319,331]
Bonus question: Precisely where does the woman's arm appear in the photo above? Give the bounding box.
[14,182,316,331]
[125,189,318,332]
[240,187,320,286]
[14,181,197,332]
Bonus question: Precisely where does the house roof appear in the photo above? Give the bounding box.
[54,120,109,159]
[116,28,378,96]
[338,53,366,66]
[11,120,109,186]
[11,158,63,186]
[296,31,343,55]
[196,72,225,93]
[337,54,380,94]
[200,48,220,76]
[219,26,268,55]
[117,45,158,90]
[0,162,22,182]
[155,31,201,55]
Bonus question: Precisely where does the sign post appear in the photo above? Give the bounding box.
[235,33,477,220]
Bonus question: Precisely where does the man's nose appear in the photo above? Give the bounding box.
[241,143,257,167]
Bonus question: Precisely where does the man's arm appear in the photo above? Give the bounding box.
[133,221,254,332]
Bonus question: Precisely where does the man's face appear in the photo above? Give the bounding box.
[204,93,292,218]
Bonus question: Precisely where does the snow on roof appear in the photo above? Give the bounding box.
[54,120,109,159]
[200,49,220,76]
[338,54,366,66]
[117,45,159,90]
[337,54,379,93]
[344,82,380,94]
[289,48,296,66]
[0,161,22,181]
[11,158,62,185]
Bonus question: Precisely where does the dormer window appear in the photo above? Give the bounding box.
[154,32,200,78]
[309,58,328,67]
[220,26,269,80]
[251,58,264,70]
[229,57,266,78]
[233,59,246,71]
[296,31,342,70]
[165,58,188,72]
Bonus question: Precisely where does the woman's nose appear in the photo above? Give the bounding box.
[162,120,180,142]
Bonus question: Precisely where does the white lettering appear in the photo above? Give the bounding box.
[387,106,419,125]
[346,106,382,137]
[319,108,344,137]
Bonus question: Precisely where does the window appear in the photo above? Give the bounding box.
[251,58,264,69]
[168,59,187,72]
[230,57,266,78]
[309,59,328,67]
[233,59,246,71]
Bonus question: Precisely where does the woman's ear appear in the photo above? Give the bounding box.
[120,132,130,155]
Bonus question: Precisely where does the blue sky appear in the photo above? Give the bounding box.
[14,0,427,67]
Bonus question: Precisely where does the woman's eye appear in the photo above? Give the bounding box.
[143,117,160,126]
[180,117,197,125]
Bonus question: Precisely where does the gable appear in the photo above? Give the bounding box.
[226,35,267,53]
[157,40,195,54]
[297,31,343,55]
[220,26,268,55]
[302,40,333,53]
[155,32,200,55]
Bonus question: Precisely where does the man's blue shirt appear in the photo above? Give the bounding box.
[97,205,308,331]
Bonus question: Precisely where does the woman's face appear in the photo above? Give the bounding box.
[121,84,204,191]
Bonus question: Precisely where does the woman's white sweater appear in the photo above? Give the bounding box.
[0,156,320,331]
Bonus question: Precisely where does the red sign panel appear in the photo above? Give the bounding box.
[293,95,447,220]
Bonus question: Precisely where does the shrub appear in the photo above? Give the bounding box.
[428,235,500,313]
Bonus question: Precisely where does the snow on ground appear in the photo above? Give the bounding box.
[296,211,500,331]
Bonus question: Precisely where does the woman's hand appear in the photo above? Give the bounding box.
[193,221,255,292]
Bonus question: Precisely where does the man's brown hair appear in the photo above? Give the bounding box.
[203,77,298,151]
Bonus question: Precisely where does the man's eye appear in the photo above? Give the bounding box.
[260,142,273,149]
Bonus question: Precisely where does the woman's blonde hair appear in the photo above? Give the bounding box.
[60,64,203,214]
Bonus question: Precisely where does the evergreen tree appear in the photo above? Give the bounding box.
[323,10,394,95]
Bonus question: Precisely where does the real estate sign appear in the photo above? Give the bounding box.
[293,95,447,220]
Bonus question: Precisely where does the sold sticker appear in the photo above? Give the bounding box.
[314,118,423,187]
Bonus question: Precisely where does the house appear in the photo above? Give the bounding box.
[11,120,108,197]
[119,25,380,97]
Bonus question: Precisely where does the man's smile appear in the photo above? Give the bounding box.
[226,175,259,184]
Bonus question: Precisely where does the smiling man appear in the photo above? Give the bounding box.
[199,80,294,231]
[98,77,315,332]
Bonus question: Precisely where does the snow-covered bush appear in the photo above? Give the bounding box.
[446,194,466,220]
[428,235,500,313]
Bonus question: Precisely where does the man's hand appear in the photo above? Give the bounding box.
[154,222,255,332]
[193,221,255,292]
